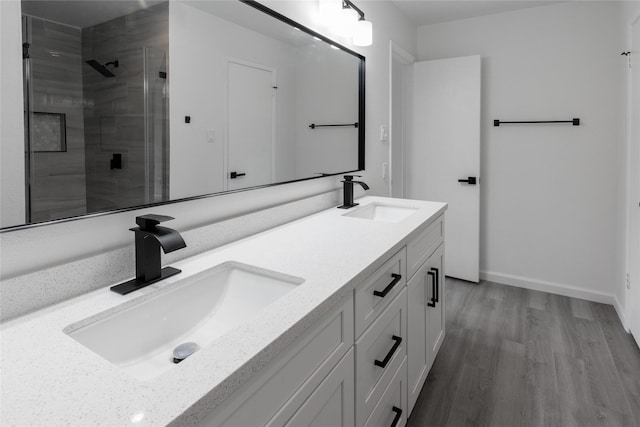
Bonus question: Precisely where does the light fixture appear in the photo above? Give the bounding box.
[353,18,373,47]
[333,5,358,37]
[318,0,373,47]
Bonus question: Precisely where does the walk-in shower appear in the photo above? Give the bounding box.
[21,3,169,224]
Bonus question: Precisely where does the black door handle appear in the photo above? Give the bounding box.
[390,406,403,427]
[431,267,439,303]
[373,273,402,298]
[374,335,402,368]
[230,171,246,179]
[458,176,477,184]
[427,271,436,307]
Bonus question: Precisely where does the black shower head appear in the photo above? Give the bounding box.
[85,59,116,78]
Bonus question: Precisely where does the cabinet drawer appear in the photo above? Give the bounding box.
[355,248,406,338]
[199,295,354,427]
[407,215,444,280]
[278,349,355,427]
[355,288,407,427]
[364,356,407,427]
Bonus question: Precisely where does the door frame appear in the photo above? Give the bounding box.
[388,41,415,198]
[625,14,640,334]
[224,57,277,191]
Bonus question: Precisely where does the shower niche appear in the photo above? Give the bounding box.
[21,3,169,223]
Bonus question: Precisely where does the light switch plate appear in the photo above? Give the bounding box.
[207,130,216,143]
[380,125,389,142]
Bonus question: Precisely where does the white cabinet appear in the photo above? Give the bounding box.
[407,243,445,412]
[199,295,354,427]
[406,217,445,416]
[355,288,407,427]
[364,357,408,427]
[427,245,445,365]
[197,213,445,427]
[354,249,406,338]
[279,349,355,427]
[407,215,443,279]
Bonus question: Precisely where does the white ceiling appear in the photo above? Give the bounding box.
[20,0,558,28]
[21,0,563,32]
[390,0,562,26]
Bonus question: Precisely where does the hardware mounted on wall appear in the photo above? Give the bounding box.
[309,122,358,129]
[319,0,373,47]
[493,118,580,127]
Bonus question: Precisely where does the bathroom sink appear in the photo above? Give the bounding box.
[65,262,303,380]
[342,203,418,223]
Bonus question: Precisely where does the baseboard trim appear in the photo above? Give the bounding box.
[478,270,629,335]
[479,270,615,305]
[613,294,629,332]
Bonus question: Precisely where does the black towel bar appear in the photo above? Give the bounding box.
[494,118,580,126]
[309,122,358,129]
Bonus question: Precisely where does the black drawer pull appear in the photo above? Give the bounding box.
[373,273,402,298]
[431,267,439,303]
[427,271,436,307]
[374,335,402,368]
[390,406,403,427]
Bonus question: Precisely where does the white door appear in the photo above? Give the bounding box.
[628,17,640,344]
[227,60,275,191]
[407,55,481,282]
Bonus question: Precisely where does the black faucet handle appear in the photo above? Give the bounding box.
[343,174,362,181]
[135,214,175,231]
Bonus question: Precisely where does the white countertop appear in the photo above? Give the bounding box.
[0,196,446,426]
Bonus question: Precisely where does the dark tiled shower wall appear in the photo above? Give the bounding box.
[82,2,168,213]
[28,18,87,223]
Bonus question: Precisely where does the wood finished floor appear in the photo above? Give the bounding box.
[407,278,640,427]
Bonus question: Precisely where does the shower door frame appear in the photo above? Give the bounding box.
[21,15,33,224]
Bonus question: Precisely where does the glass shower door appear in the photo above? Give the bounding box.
[144,46,169,204]
[22,15,88,223]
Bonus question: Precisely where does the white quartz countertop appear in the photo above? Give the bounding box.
[0,196,446,426]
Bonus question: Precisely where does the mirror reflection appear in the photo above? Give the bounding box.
[7,0,363,228]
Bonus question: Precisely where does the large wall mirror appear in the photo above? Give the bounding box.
[4,0,365,229]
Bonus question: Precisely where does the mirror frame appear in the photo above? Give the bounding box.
[2,0,365,232]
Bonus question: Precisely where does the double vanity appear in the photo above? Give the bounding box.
[1,196,446,426]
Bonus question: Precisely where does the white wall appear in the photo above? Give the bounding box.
[0,1,416,284]
[169,1,298,198]
[262,0,418,194]
[0,1,26,228]
[294,45,359,177]
[417,2,628,306]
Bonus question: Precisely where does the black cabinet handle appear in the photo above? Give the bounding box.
[230,171,246,179]
[373,273,402,298]
[431,267,439,303]
[390,406,403,427]
[458,177,477,185]
[427,271,436,307]
[374,335,402,368]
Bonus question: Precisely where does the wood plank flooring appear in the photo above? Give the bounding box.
[407,278,640,427]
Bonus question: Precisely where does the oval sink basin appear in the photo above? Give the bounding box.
[65,262,303,380]
[342,203,418,223]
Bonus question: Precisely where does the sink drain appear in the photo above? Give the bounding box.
[172,342,199,364]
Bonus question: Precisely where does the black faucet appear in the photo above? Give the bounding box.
[111,214,186,295]
[338,175,370,209]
